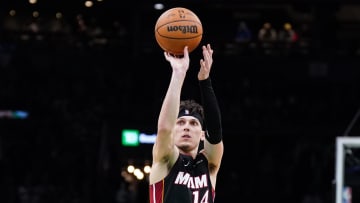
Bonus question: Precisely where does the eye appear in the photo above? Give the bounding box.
[190,120,199,126]
[177,120,185,125]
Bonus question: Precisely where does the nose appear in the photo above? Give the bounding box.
[183,122,190,131]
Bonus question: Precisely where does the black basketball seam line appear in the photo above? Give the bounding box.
[155,20,202,29]
[155,31,203,37]
[155,35,202,40]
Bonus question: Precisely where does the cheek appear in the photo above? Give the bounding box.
[174,127,183,135]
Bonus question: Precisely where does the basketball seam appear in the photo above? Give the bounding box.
[155,20,202,29]
[155,34,202,40]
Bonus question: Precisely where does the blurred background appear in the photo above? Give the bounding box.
[1,0,360,202]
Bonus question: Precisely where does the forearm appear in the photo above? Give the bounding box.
[158,71,186,131]
[199,77,222,144]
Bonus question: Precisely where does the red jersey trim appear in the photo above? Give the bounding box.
[149,180,164,203]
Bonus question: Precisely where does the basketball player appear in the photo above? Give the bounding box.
[149,44,224,203]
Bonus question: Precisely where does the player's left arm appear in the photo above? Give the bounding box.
[200,77,223,174]
[198,44,224,181]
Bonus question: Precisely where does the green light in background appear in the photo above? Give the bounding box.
[122,129,140,147]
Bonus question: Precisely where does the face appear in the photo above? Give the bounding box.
[174,116,204,152]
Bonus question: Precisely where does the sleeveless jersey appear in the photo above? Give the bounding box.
[149,153,215,203]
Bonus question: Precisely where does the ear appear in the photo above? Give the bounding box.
[200,130,206,141]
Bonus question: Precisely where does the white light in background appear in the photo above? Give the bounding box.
[85,1,94,7]
[154,3,164,10]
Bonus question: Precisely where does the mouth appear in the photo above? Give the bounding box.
[182,134,191,138]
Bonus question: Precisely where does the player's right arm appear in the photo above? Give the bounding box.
[150,47,190,184]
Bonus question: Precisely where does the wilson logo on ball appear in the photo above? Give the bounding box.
[166,25,200,34]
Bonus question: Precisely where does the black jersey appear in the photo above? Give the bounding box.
[149,153,215,203]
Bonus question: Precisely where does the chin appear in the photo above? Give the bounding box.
[178,143,194,151]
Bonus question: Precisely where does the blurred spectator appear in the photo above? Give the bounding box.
[235,21,252,43]
[258,22,277,54]
[258,22,277,43]
[223,20,254,55]
[278,22,298,53]
[278,22,298,43]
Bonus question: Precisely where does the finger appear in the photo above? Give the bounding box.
[184,46,189,55]
[183,46,189,60]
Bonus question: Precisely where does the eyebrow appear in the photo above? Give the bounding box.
[178,117,200,123]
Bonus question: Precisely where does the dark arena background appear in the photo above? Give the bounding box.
[1,0,360,202]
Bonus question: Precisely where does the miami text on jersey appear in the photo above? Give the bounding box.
[174,172,208,189]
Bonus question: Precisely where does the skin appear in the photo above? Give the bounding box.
[150,44,224,191]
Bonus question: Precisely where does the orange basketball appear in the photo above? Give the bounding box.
[155,7,203,55]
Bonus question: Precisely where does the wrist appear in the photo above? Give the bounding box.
[199,77,212,87]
